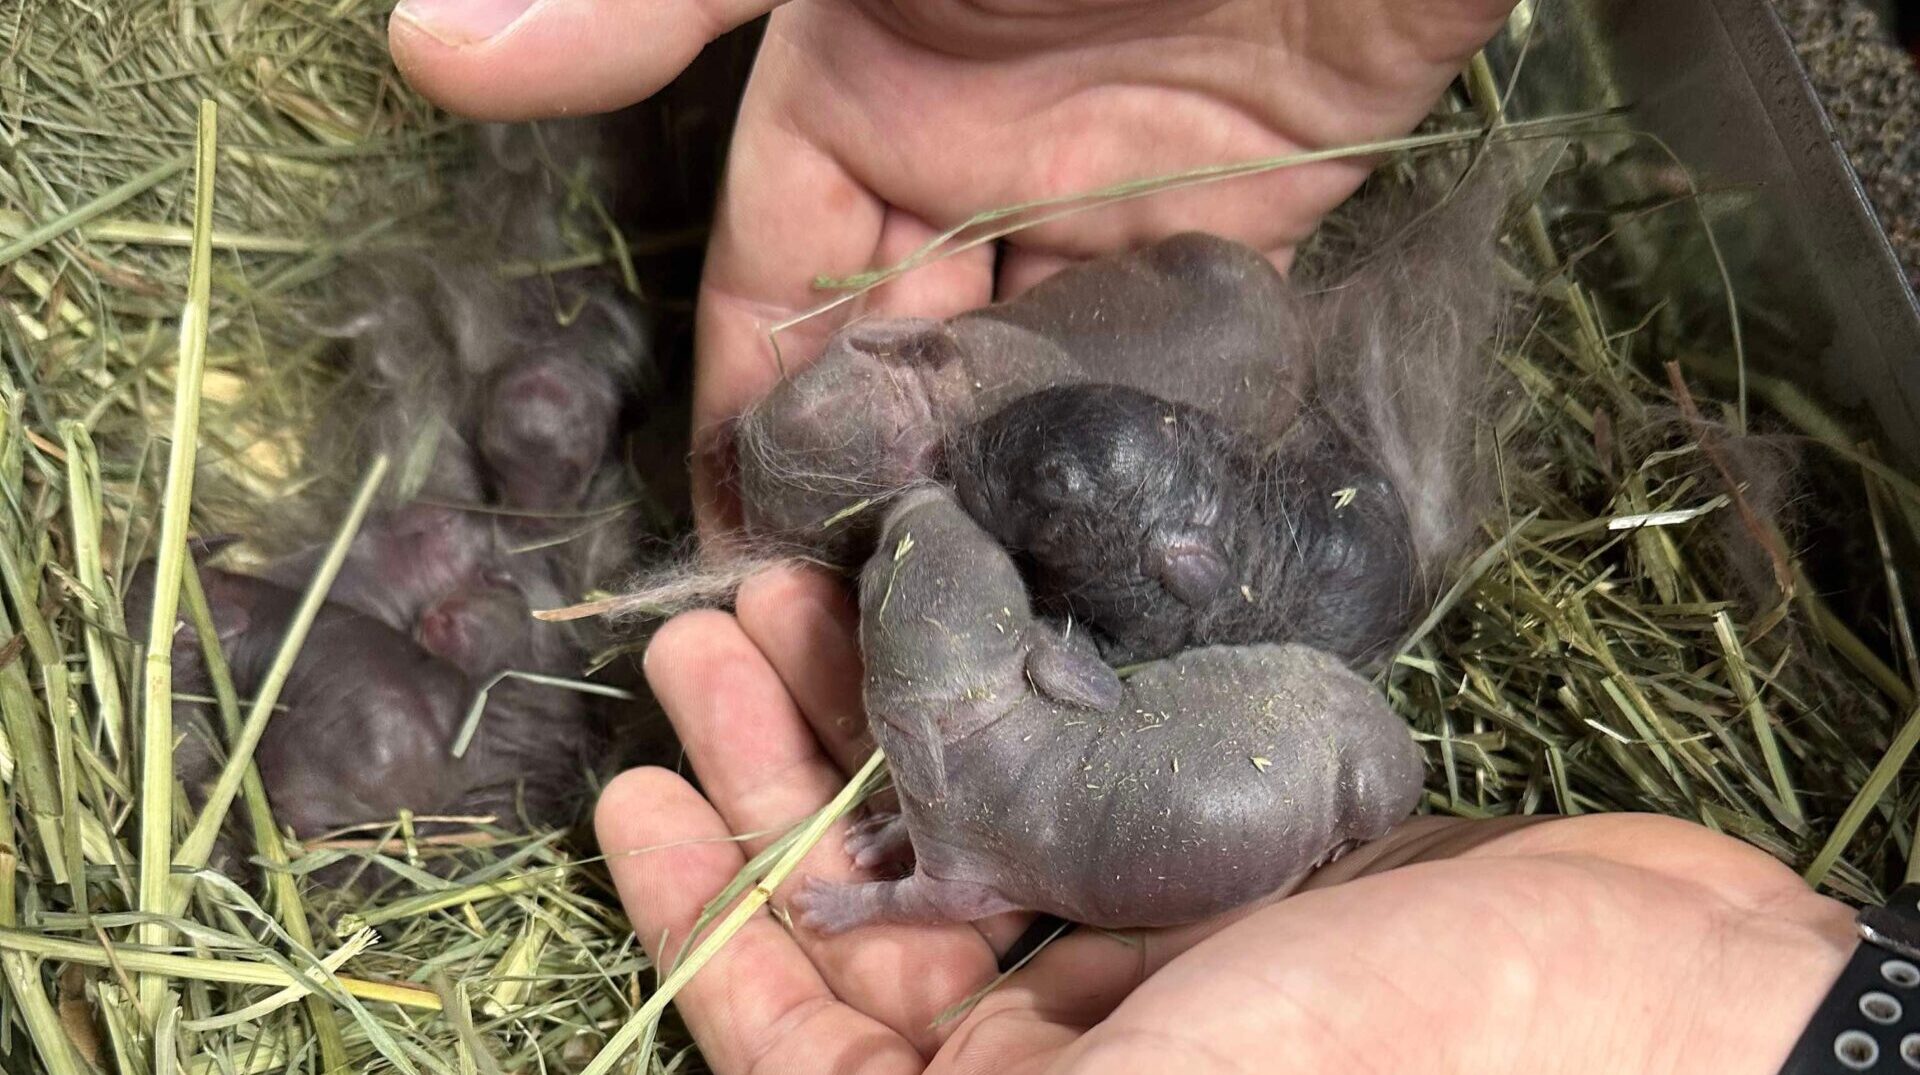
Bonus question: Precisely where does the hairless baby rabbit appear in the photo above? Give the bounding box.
[789,487,1425,932]
[934,162,1514,664]
[257,319,631,682]
[128,558,596,842]
[256,502,499,635]
[479,349,627,517]
[949,384,1417,665]
[732,233,1313,563]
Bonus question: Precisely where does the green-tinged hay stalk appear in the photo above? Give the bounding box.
[169,453,389,892]
[137,96,218,1022]
[177,555,350,1069]
[578,750,888,1075]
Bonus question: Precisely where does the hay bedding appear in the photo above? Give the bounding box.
[0,2,1917,1072]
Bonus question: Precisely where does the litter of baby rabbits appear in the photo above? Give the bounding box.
[3,3,1920,1074]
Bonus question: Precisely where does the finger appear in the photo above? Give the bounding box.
[965,841,1389,1035]
[387,0,780,121]
[857,208,996,320]
[928,1006,1084,1075]
[644,610,850,841]
[1315,0,1523,110]
[995,240,1295,303]
[1005,896,1274,1011]
[692,30,887,535]
[992,248,1076,303]
[644,610,1002,1053]
[833,62,1378,265]
[931,906,1263,1074]
[734,565,870,774]
[594,767,920,1075]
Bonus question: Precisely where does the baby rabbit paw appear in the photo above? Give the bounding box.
[844,812,914,872]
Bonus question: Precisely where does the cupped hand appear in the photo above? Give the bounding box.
[391,0,1522,531]
[594,564,1857,1075]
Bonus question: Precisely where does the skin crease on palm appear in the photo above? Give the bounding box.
[388,3,1859,1071]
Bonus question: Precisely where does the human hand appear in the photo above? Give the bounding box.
[594,564,1858,1074]
[389,0,1522,532]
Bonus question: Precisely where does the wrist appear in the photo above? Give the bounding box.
[1675,887,1856,1075]
[1769,885,1920,1074]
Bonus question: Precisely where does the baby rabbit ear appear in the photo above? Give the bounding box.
[1025,634,1123,713]
[1147,526,1230,607]
[838,318,959,368]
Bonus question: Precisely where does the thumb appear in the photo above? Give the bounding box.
[389,0,782,120]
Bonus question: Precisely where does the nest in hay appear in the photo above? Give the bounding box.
[1,3,1918,1073]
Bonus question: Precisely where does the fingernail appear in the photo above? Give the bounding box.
[393,0,537,46]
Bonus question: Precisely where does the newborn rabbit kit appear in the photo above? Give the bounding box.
[792,486,1429,932]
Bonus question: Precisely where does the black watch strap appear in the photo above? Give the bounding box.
[1780,884,1920,1072]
